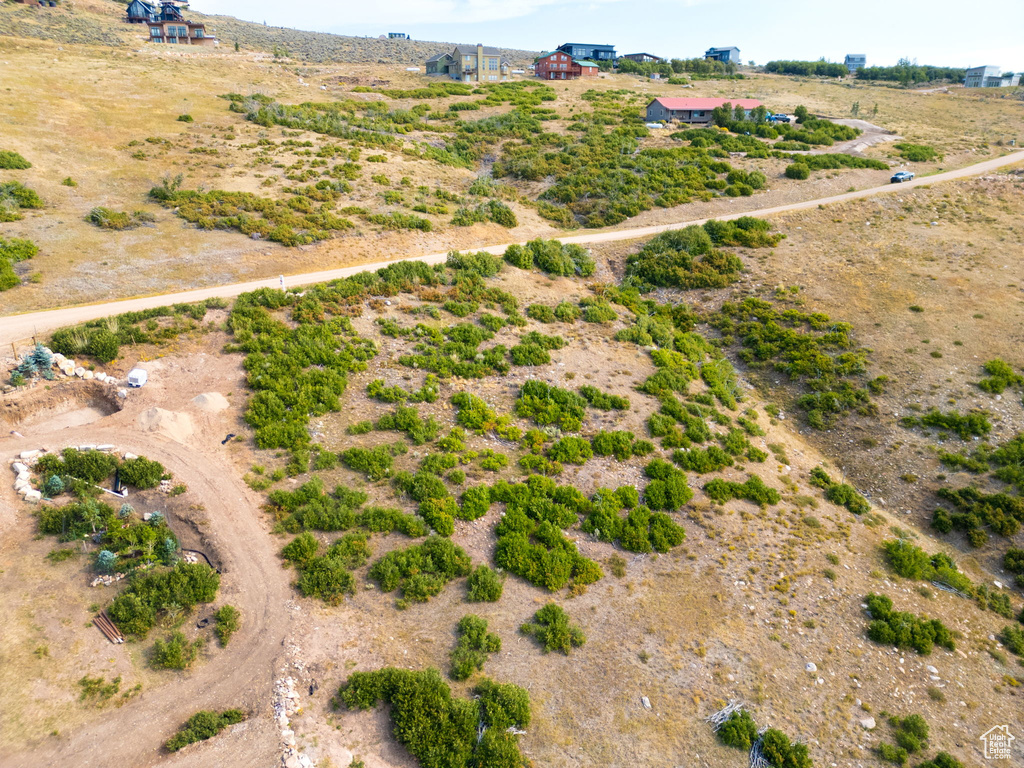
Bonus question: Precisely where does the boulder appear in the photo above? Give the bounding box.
[74,367,86,378]
[97,445,115,452]
[82,371,94,380]
[19,450,41,460]
[805,662,817,673]
[11,462,28,474]
[640,696,651,710]
[860,717,876,730]
[24,489,42,502]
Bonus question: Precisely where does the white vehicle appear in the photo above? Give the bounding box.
[127,368,148,388]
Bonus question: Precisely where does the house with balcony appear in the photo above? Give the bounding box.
[705,46,740,64]
[645,97,761,125]
[535,51,599,80]
[126,0,216,46]
[620,52,662,64]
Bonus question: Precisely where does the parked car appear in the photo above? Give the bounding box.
[891,171,915,183]
[769,113,791,123]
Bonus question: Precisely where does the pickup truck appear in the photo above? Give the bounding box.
[891,171,915,183]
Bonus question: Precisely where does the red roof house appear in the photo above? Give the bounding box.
[646,97,762,125]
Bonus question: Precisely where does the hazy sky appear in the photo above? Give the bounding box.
[195,0,1023,71]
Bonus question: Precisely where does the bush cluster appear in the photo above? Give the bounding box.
[582,488,685,553]
[901,409,992,440]
[266,477,370,532]
[369,536,472,606]
[0,150,31,170]
[0,236,38,292]
[466,564,505,602]
[704,475,780,506]
[809,466,870,515]
[882,539,974,594]
[933,486,1024,546]
[339,668,530,768]
[503,238,595,277]
[107,562,220,637]
[643,459,695,510]
[515,380,588,431]
[865,594,955,655]
[977,359,1023,394]
[151,631,203,670]
[165,709,246,752]
[0,181,44,222]
[520,603,585,654]
[449,614,501,680]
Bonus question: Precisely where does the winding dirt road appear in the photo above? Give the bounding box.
[0,400,292,768]
[2,150,1021,348]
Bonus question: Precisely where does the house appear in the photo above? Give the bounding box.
[964,65,1020,87]
[425,52,454,75]
[535,51,599,80]
[125,1,216,45]
[705,46,740,64]
[621,52,662,64]
[844,54,866,73]
[645,97,761,125]
[388,33,409,39]
[430,44,510,82]
[556,43,616,63]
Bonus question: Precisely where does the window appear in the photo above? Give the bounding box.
[193,28,203,38]
[150,27,160,36]
[488,58,497,70]
[489,75,497,81]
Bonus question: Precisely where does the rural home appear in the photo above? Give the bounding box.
[556,42,616,63]
[125,0,216,46]
[645,97,761,125]
[844,54,866,73]
[535,51,599,80]
[425,52,454,75]
[964,65,1019,87]
[705,46,740,64]
[427,44,510,82]
[621,52,663,64]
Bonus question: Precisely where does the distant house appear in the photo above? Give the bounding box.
[844,54,866,74]
[126,1,216,46]
[425,52,454,75]
[646,97,761,125]
[388,33,409,39]
[964,65,1020,87]
[536,51,599,80]
[556,43,616,63]
[426,44,510,82]
[621,52,662,64]
[705,46,740,64]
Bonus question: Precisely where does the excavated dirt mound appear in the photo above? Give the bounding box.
[137,407,194,442]
[192,392,230,413]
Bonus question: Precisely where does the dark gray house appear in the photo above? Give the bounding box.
[705,46,740,64]
[425,52,454,75]
[556,43,616,62]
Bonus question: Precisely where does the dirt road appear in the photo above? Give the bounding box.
[0,390,292,768]
[2,150,1021,349]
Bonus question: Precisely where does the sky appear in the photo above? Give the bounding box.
[194,0,1024,71]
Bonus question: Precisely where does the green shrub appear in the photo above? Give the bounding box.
[281,532,320,567]
[341,444,397,481]
[865,593,955,654]
[118,456,167,489]
[526,304,555,323]
[376,406,441,444]
[809,466,870,514]
[520,603,585,654]
[717,709,759,750]
[547,437,593,465]
[515,380,588,431]
[0,150,31,170]
[107,562,220,638]
[150,631,202,670]
[466,565,504,602]
[338,668,529,768]
[357,506,428,537]
[902,409,991,440]
[894,143,938,162]
[0,181,44,221]
[369,536,471,604]
[213,605,240,646]
[296,555,355,604]
[554,301,582,322]
[704,476,781,506]
[86,207,149,231]
[643,459,694,510]
[760,728,813,768]
[977,359,1023,394]
[579,385,629,410]
[503,239,595,277]
[165,709,246,752]
[881,539,974,594]
[785,163,810,180]
[914,753,963,768]
[449,614,501,680]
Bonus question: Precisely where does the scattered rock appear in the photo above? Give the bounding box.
[641,696,651,710]
[805,662,817,673]
[860,717,876,730]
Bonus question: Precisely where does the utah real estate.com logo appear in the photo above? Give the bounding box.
[980,725,1015,760]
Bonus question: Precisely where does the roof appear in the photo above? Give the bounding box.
[623,52,662,59]
[426,52,453,63]
[452,45,501,57]
[648,97,762,111]
[707,46,740,52]
[559,42,616,49]
[574,60,600,68]
[845,54,867,58]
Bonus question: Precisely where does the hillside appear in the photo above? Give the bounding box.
[0,0,539,64]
